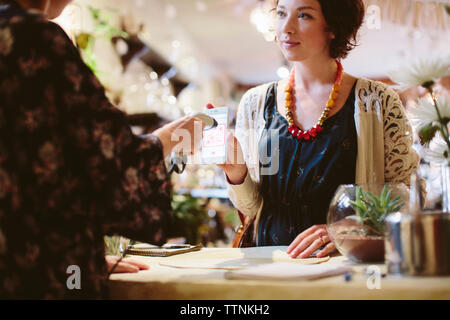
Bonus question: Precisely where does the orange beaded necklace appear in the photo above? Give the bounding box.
[285,60,343,141]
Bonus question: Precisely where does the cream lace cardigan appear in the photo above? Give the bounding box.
[227,78,423,239]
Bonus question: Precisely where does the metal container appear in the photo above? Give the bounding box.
[385,211,450,276]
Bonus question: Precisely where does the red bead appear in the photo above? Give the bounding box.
[315,125,323,133]
[288,124,296,132]
[289,127,297,136]
[335,60,343,83]
[303,132,310,140]
[296,130,303,140]
[309,128,317,137]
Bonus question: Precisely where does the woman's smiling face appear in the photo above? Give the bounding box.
[275,0,334,62]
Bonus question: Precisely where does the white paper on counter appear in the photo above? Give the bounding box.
[157,246,331,270]
[224,262,353,281]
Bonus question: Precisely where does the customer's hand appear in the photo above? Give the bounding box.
[286,225,336,259]
[153,115,205,157]
[217,131,248,185]
[105,255,150,273]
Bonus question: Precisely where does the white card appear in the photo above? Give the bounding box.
[201,107,228,164]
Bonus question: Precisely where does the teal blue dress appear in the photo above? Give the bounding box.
[257,82,357,246]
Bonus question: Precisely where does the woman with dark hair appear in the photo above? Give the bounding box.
[0,0,204,298]
[219,0,422,258]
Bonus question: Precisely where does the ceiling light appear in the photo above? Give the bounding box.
[150,71,158,80]
[161,77,170,86]
[277,66,290,79]
[168,96,177,105]
[196,1,207,12]
[172,40,181,49]
[165,4,177,18]
[250,1,274,42]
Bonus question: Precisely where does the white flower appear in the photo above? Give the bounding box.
[387,57,450,91]
[408,95,450,129]
[0,27,13,56]
[424,136,449,164]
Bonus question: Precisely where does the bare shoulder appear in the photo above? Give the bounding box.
[343,73,358,91]
[332,73,358,112]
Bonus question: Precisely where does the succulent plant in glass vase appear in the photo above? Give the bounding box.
[327,183,408,263]
[347,185,405,236]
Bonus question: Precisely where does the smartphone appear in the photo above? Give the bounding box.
[201,107,228,164]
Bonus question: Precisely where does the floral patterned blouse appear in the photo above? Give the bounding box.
[0,0,172,299]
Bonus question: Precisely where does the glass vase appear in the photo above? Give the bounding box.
[326,183,409,263]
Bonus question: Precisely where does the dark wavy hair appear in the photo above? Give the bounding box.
[274,0,365,59]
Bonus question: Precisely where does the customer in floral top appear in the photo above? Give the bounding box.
[0,0,203,299]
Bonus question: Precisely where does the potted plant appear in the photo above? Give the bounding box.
[170,193,209,245]
[327,184,407,263]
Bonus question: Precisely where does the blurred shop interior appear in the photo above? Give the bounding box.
[51,0,450,249]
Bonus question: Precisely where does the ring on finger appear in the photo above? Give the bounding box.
[319,235,326,246]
